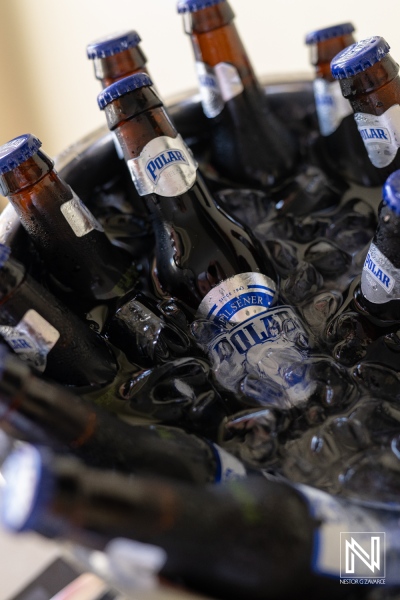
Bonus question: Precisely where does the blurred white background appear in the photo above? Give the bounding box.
[1,0,400,598]
[1,0,400,158]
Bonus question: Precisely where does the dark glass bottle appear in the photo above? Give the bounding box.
[357,169,400,321]
[3,446,400,598]
[0,348,243,483]
[177,0,297,188]
[87,30,149,88]
[305,23,382,186]
[331,36,400,180]
[98,73,277,325]
[0,244,117,387]
[0,134,137,306]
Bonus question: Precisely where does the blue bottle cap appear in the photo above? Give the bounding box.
[0,244,11,269]
[305,22,355,45]
[97,73,153,109]
[177,0,225,14]
[0,134,42,175]
[1,445,55,533]
[87,30,141,60]
[331,36,390,80]
[383,170,400,215]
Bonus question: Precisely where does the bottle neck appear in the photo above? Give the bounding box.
[94,47,148,88]
[184,2,258,88]
[311,33,356,81]
[0,151,53,197]
[105,89,175,158]
[339,55,400,114]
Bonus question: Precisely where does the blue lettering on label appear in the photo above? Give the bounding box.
[10,338,33,350]
[359,128,389,141]
[316,95,334,107]
[199,73,218,89]
[364,252,392,289]
[146,149,188,183]
[213,312,285,356]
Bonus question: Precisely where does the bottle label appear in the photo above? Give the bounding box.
[197,272,276,325]
[127,135,198,197]
[0,309,60,372]
[195,61,224,118]
[354,104,400,168]
[297,483,400,582]
[361,242,400,304]
[212,443,247,482]
[195,61,244,118]
[313,79,352,136]
[60,191,104,238]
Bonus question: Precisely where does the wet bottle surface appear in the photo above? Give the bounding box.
[98,73,278,324]
[177,0,297,189]
[0,245,117,387]
[0,134,137,311]
[305,22,382,186]
[0,348,243,483]
[4,446,400,599]
[331,36,400,180]
[358,169,400,322]
[87,30,150,88]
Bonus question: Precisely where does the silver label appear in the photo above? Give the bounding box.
[361,242,400,303]
[313,79,352,136]
[127,135,198,197]
[60,191,104,237]
[355,104,400,168]
[212,444,247,482]
[197,272,276,325]
[195,61,224,118]
[213,62,244,103]
[0,309,60,372]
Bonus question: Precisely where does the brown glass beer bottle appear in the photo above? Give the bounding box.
[0,134,137,306]
[0,347,244,483]
[98,73,277,324]
[87,30,149,88]
[331,36,400,180]
[177,0,297,189]
[306,23,382,186]
[0,244,117,387]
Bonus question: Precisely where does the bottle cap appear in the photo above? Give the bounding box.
[97,73,153,109]
[305,22,355,45]
[87,30,141,60]
[1,445,54,533]
[331,36,390,80]
[177,0,225,14]
[383,170,400,215]
[0,134,42,175]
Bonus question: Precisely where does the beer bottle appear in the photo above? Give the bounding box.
[0,244,117,387]
[87,30,149,88]
[4,446,400,598]
[0,134,137,307]
[331,36,400,179]
[98,73,277,324]
[305,23,382,186]
[0,348,244,483]
[177,0,297,188]
[356,169,400,322]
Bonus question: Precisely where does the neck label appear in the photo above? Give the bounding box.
[195,61,244,118]
[197,272,276,326]
[127,135,197,197]
[355,104,400,168]
[313,79,352,136]
[361,242,399,303]
[0,309,60,372]
[60,190,104,238]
